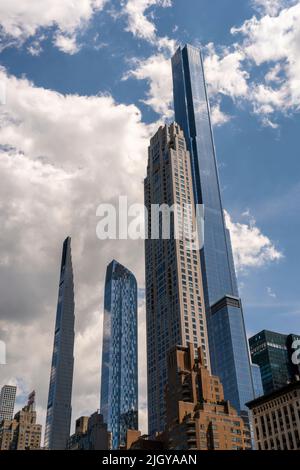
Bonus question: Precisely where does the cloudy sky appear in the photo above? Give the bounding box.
[0,0,299,438]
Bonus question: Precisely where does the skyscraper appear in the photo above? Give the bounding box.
[100,260,138,449]
[0,385,16,423]
[249,330,300,395]
[171,44,254,412]
[145,123,210,435]
[44,237,75,450]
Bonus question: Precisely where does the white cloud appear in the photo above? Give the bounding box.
[210,101,231,126]
[204,44,249,99]
[125,2,300,125]
[53,33,80,55]
[0,66,151,437]
[124,51,234,126]
[0,0,107,53]
[197,2,300,125]
[224,210,283,272]
[123,53,173,119]
[252,0,296,16]
[121,0,176,52]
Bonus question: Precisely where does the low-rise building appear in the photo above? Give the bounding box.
[0,391,42,450]
[246,378,300,450]
[68,411,111,450]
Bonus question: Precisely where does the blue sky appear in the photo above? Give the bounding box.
[0,0,299,432]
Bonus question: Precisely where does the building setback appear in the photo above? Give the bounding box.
[165,344,252,450]
[171,44,254,413]
[246,379,300,450]
[44,237,75,450]
[145,123,210,434]
[249,330,300,395]
[0,385,17,423]
[100,260,138,449]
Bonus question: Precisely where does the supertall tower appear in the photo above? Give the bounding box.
[145,123,210,435]
[44,237,75,450]
[100,260,138,449]
[171,44,254,414]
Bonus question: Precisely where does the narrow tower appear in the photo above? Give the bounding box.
[44,237,75,450]
[172,44,254,414]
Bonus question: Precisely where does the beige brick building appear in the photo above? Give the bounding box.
[246,379,300,450]
[0,391,42,450]
[164,344,251,450]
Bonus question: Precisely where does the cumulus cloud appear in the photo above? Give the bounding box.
[121,0,176,52]
[205,1,300,125]
[0,0,107,53]
[225,210,283,272]
[124,50,233,125]
[210,101,231,126]
[0,67,151,436]
[53,33,80,55]
[204,44,249,99]
[128,1,300,127]
[252,0,296,15]
[123,53,173,119]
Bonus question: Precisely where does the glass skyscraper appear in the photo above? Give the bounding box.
[100,260,138,449]
[44,237,75,450]
[249,330,300,395]
[172,44,254,412]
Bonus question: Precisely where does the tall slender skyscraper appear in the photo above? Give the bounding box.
[171,44,254,413]
[44,237,75,450]
[100,260,138,450]
[145,123,210,435]
[0,385,16,422]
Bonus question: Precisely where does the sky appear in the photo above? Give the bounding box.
[0,0,299,438]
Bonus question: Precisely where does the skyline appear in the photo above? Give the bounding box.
[0,0,299,439]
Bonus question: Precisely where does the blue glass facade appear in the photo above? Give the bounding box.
[45,237,75,450]
[172,44,254,412]
[100,260,138,449]
[249,330,300,395]
[210,296,254,412]
[251,364,264,398]
[172,44,239,306]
